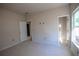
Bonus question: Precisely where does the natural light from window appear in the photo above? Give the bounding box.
[72,7,79,48]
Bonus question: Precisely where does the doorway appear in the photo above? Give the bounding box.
[27,22,31,37]
[27,22,32,41]
[58,16,69,46]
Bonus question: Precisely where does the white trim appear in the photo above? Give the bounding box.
[72,6,79,15]
[57,15,69,18]
[0,41,20,51]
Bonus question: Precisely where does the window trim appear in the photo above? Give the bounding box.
[72,6,79,48]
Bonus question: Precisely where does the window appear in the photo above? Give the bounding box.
[73,10,79,27]
[72,6,79,48]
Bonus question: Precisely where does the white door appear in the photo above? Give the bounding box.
[19,21,27,42]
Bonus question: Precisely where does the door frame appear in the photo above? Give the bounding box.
[57,15,70,46]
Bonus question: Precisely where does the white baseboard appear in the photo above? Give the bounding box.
[0,38,31,51]
[0,42,20,51]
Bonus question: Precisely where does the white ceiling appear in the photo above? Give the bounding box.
[1,3,68,14]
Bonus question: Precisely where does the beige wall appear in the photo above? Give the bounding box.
[0,8,24,51]
[27,5,69,45]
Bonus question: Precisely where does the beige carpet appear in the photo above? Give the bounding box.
[0,40,72,56]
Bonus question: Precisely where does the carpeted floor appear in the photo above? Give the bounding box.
[0,40,72,56]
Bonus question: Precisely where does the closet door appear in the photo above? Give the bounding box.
[19,21,27,42]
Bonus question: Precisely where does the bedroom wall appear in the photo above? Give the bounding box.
[0,8,24,51]
[27,5,69,45]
